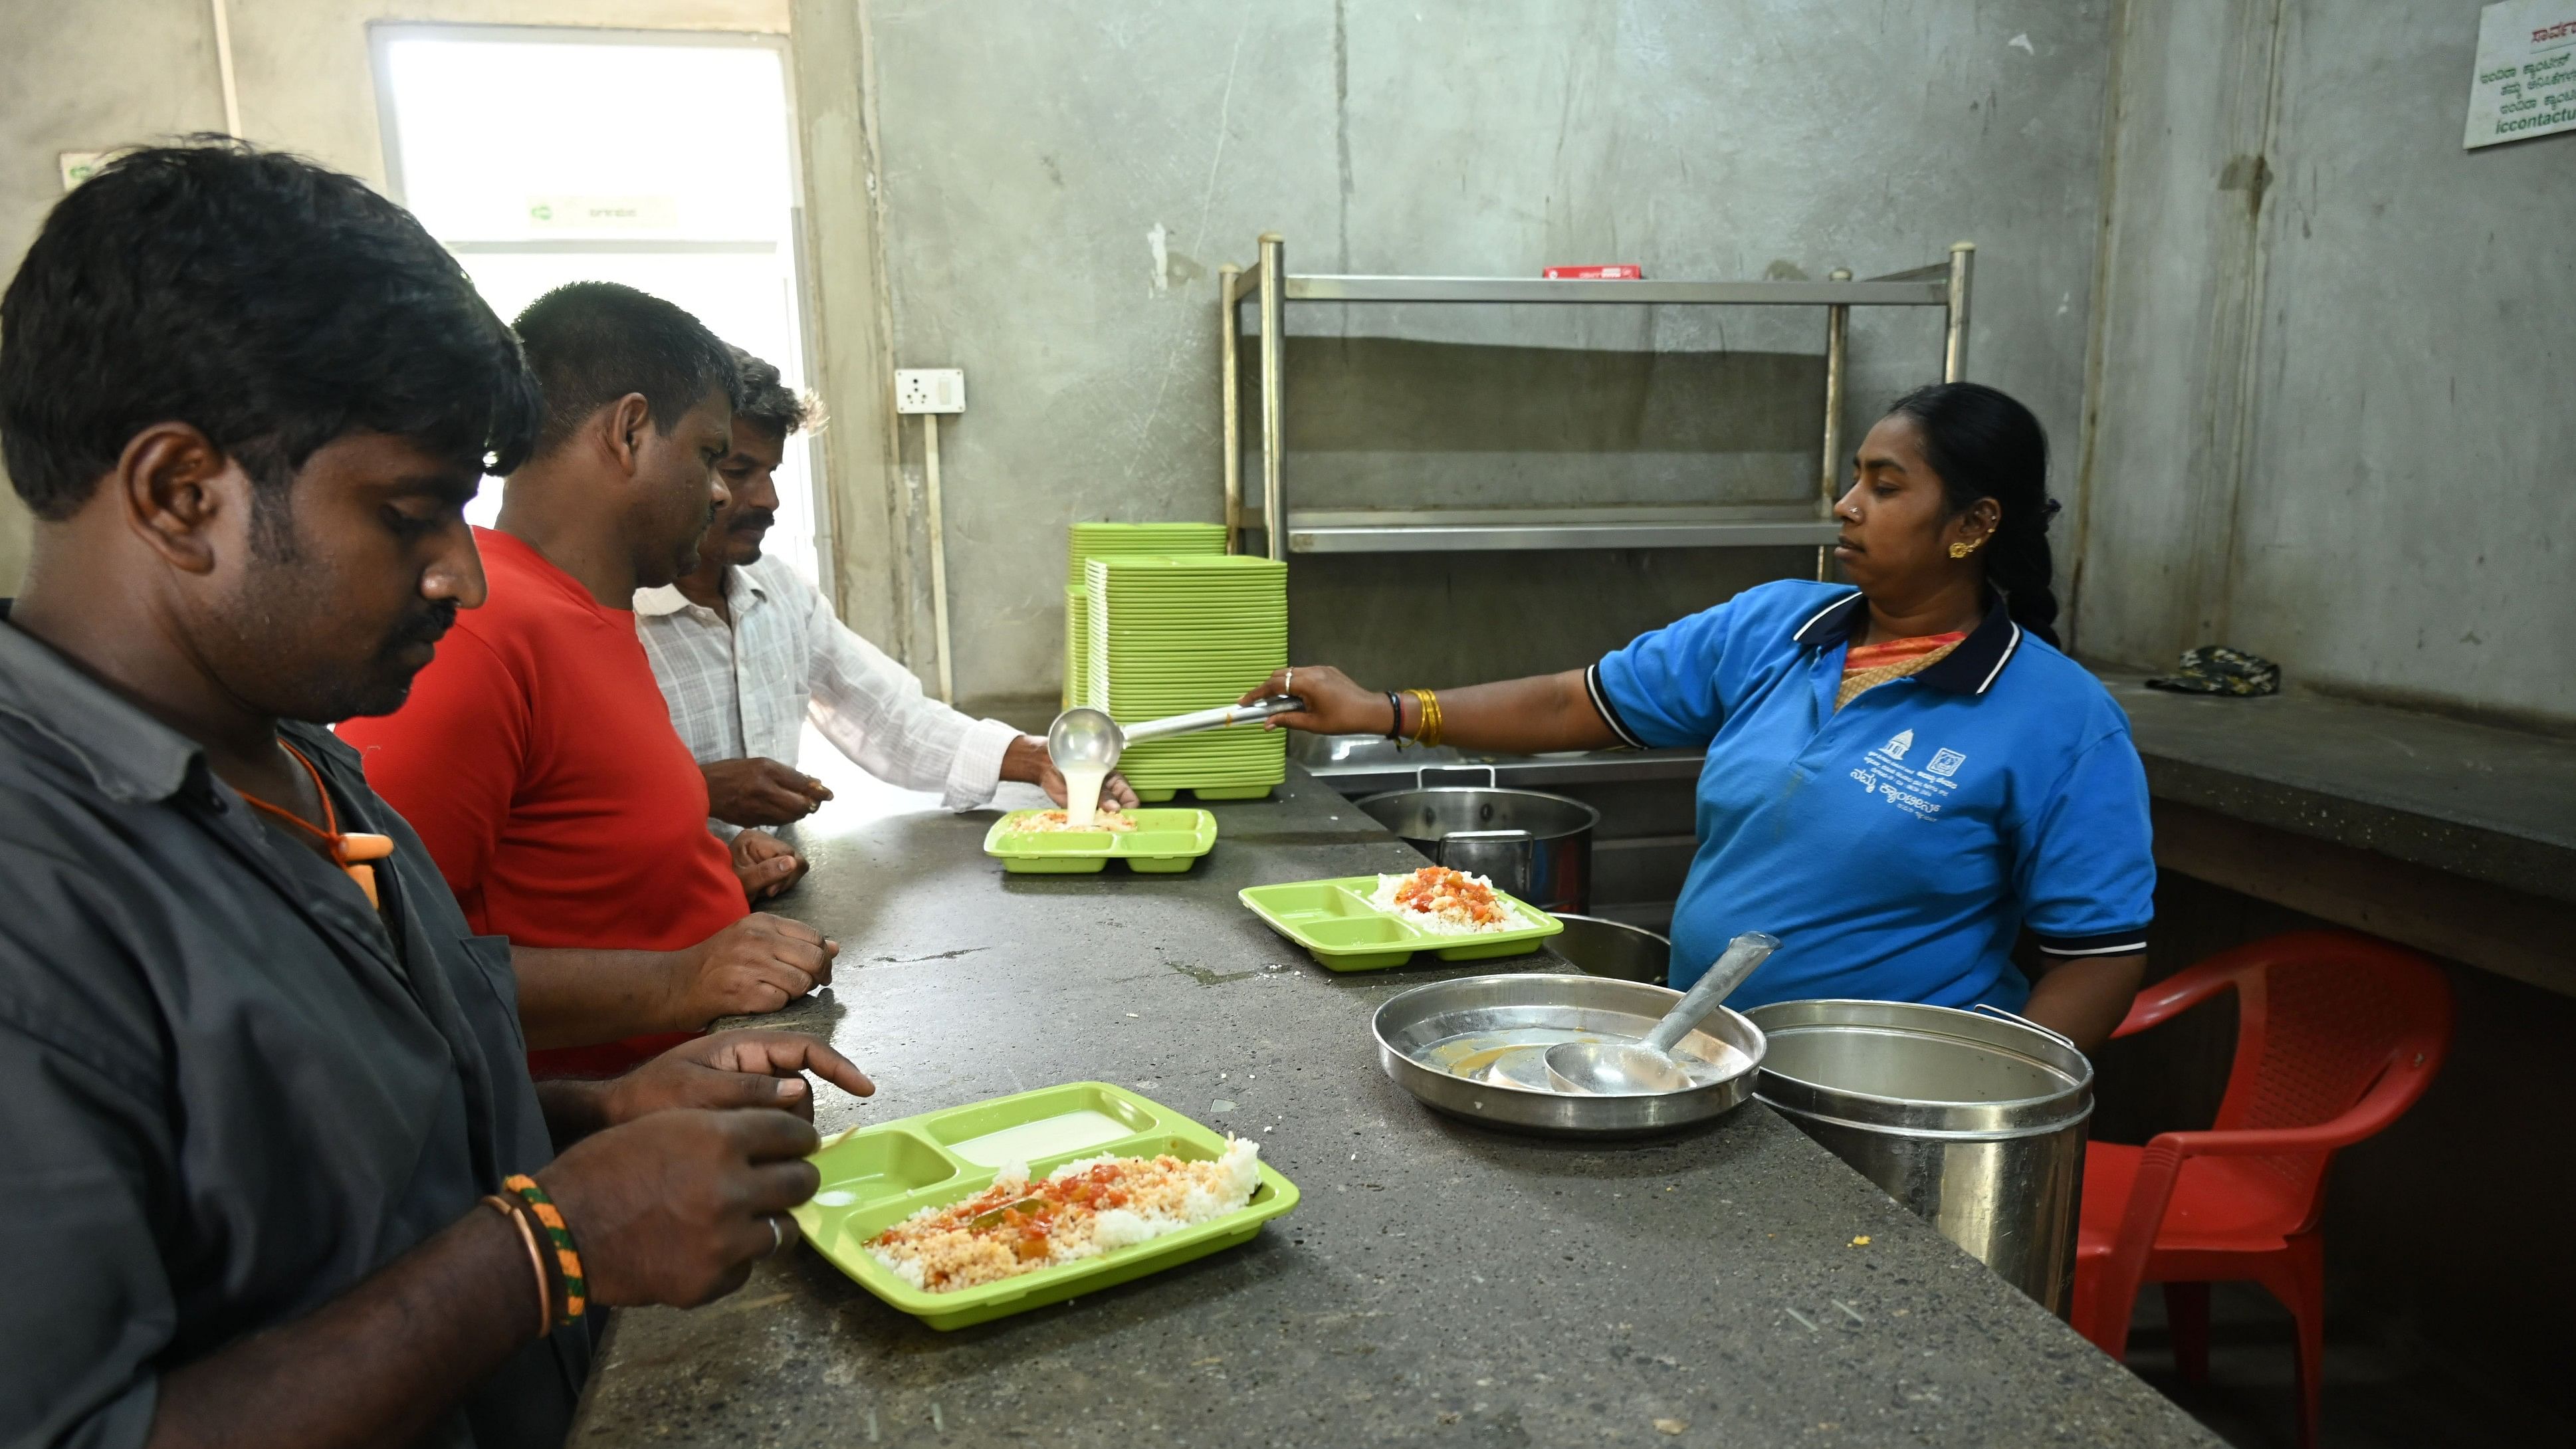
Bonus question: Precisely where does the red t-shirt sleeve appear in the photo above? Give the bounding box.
[340,629,530,910]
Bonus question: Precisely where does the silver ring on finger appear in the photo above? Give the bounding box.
[763,1214,784,1258]
[1284,668,1294,697]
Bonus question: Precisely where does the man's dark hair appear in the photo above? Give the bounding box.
[1,139,540,522]
[1,140,538,518]
[512,282,742,463]
[726,345,809,439]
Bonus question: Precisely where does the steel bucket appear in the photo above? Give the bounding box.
[1355,780,1598,913]
[1549,915,1670,985]
[1745,1000,2093,1313]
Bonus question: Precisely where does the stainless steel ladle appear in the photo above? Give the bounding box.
[1045,695,1306,775]
[1543,932,1781,1095]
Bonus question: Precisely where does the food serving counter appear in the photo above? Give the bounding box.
[566,767,2215,1448]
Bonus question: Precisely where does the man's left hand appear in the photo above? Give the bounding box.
[731,828,809,902]
[1002,734,1138,810]
[603,1030,876,1125]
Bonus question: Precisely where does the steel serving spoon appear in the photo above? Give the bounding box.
[1543,932,1781,1095]
[1045,695,1307,776]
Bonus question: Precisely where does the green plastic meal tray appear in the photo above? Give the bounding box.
[1128,783,1276,802]
[795,1081,1299,1330]
[1237,875,1565,970]
[982,808,1217,873]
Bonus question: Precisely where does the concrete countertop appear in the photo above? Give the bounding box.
[2097,671,2576,905]
[566,767,2213,1449]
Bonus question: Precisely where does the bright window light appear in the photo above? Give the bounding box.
[373,25,822,584]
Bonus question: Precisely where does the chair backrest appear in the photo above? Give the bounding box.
[2202,932,2454,1230]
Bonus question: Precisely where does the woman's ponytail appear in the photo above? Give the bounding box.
[1884,382,2062,649]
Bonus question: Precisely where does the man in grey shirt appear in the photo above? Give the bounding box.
[0,144,871,1449]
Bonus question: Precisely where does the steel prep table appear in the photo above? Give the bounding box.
[564,766,2216,1448]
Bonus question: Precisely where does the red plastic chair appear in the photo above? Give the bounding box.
[2073,931,2452,1449]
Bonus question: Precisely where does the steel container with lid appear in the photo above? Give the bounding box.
[1745,999,2093,1312]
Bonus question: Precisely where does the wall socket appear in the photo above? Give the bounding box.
[894,368,966,415]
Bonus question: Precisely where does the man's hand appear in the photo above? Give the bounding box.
[540,1109,821,1308]
[1001,734,1138,810]
[603,1030,876,1124]
[702,757,831,827]
[665,913,839,1028]
[731,828,808,902]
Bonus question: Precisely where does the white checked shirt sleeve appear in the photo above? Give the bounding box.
[786,562,1021,810]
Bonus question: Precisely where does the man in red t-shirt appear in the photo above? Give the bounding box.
[342,281,835,1075]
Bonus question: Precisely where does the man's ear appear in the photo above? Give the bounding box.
[602,392,653,476]
[114,422,239,575]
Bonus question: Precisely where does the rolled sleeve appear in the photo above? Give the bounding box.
[2014,729,2157,956]
[943,717,1022,810]
[1591,604,1739,750]
[799,580,1008,809]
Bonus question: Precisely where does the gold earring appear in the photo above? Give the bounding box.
[1949,539,1981,560]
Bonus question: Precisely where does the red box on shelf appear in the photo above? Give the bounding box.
[1542,265,1644,280]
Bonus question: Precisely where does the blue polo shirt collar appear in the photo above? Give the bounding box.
[1787,588,2024,696]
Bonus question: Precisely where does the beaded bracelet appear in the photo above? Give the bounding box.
[483,1194,551,1341]
[502,1174,588,1327]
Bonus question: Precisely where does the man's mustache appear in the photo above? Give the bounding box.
[729,508,777,534]
[385,600,459,652]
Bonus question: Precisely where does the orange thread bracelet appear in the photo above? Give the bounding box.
[483,1194,550,1341]
[502,1174,587,1326]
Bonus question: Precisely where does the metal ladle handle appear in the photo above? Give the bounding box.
[1121,694,1307,745]
[1642,932,1782,1056]
[1047,696,1307,773]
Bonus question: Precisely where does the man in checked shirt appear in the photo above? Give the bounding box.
[635,348,1132,889]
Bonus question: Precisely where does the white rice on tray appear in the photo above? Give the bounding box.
[1010,808,1140,834]
[1368,866,1527,935]
[867,1139,1260,1293]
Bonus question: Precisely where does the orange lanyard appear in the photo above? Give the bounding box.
[236,740,395,908]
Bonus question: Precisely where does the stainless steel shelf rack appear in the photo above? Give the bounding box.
[1217,235,1977,565]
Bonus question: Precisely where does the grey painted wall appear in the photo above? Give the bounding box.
[849,0,2117,711]
[2078,0,2576,728]
[0,0,228,591]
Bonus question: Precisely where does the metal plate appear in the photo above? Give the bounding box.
[1372,974,1765,1137]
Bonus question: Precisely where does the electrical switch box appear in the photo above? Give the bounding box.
[894,368,966,415]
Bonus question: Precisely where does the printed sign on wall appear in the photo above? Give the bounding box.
[2466,1,2576,148]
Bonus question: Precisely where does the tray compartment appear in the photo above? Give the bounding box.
[921,1082,1166,1166]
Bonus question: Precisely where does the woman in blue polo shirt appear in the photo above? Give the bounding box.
[1253,382,2153,1054]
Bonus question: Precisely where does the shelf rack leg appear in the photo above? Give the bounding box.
[1219,261,1243,554]
[1257,231,1285,562]
[1816,267,1852,582]
[1944,241,1975,383]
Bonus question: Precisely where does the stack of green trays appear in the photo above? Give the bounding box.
[1061,586,1089,709]
[1063,523,1226,710]
[1085,554,1287,802]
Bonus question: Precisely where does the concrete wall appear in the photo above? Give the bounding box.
[0,0,789,594]
[841,0,2118,713]
[2077,0,2576,728]
[0,1,229,591]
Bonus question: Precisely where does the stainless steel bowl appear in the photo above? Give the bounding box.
[1372,974,1765,1137]
[1549,915,1671,985]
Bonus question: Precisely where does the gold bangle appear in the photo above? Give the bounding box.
[484,1194,551,1341]
[1407,689,1444,748]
